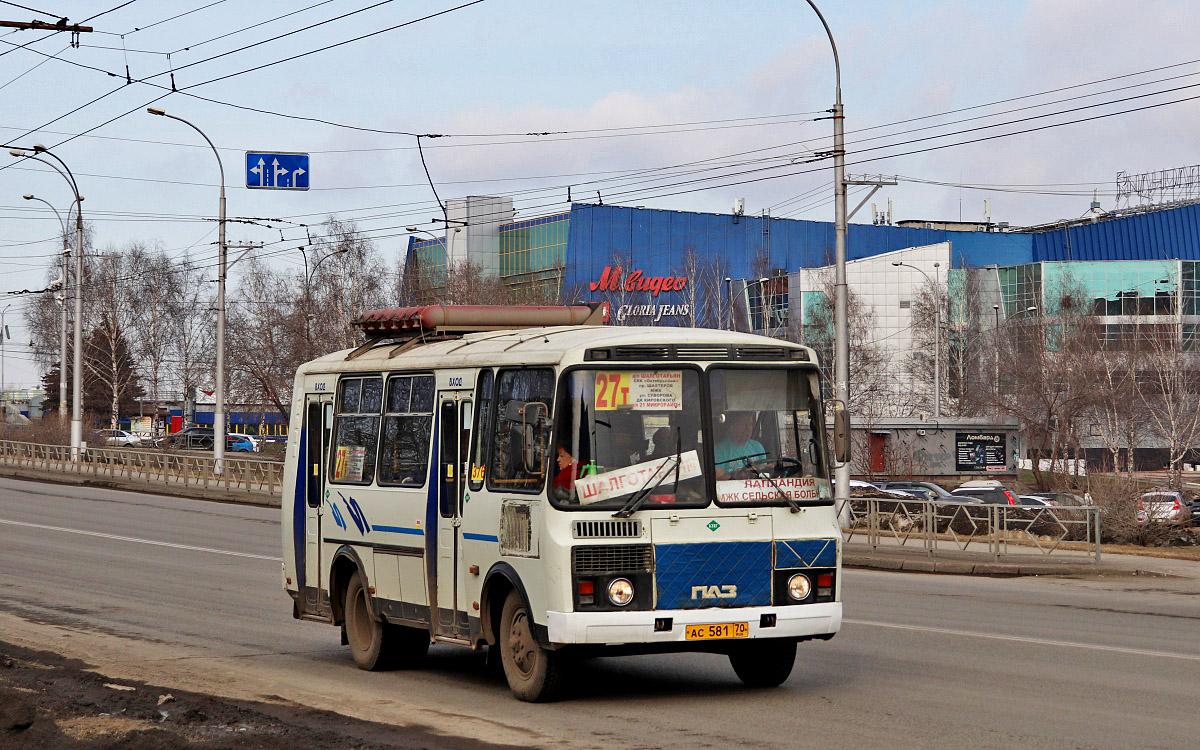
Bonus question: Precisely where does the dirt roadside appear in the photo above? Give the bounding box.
[0,613,541,750]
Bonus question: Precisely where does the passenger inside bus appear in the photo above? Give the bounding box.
[714,411,767,479]
[553,444,581,503]
[648,426,676,459]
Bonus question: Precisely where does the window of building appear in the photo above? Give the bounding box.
[488,368,555,493]
[329,375,383,485]
[377,374,435,487]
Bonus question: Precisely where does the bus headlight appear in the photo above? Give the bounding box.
[787,574,811,601]
[607,578,634,607]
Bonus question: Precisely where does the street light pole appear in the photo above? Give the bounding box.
[11,145,85,458]
[23,193,71,419]
[736,277,773,333]
[148,108,227,475]
[296,243,348,359]
[0,305,9,413]
[892,261,941,418]
[805,0,851,494]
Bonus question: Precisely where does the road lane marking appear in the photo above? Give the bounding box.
[845,617,1200,662]
[0,518,281,561]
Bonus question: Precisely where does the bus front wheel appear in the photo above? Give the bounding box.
[344,571,428,670]
[499,590,564,701]
[728,639,796,688]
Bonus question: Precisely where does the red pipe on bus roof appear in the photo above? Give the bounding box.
[354,303,606,333]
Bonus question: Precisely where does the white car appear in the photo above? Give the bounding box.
[1137,491,1191,523]
[97,429,142,447]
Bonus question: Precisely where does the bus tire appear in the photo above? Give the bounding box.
[344,571,396,671]
[729,639,796,688]
[499,590,564,702]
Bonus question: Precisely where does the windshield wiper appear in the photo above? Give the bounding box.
[613,452,681,519]
[742,457,802,513]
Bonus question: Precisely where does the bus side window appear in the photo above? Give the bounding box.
[488,368,554,493]
[328,376,383,486]
[378,374,435,487]
[468,370,493,491]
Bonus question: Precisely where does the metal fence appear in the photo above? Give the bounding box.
[0,440,283,499]
[839,496,1102,562]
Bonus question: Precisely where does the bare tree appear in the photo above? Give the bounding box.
[1137,322,1200,487]
[227,257,295,417]
[995,275,1094,489]
[170,252,215,421]
[802,272,894,418]
[84,249,142,427]
[437,261,511,305]
[126,243,178,412]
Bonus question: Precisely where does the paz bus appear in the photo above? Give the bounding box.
[281,304,844,701]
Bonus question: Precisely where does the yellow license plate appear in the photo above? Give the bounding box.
[685,622,749,640]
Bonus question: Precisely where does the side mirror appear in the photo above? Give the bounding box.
[833,401,851,465]
[521,402,549,476]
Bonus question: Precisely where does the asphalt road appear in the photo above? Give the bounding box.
[1,475,1198,749]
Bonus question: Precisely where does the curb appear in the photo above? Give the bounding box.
[0,466,281,508]
[844,554,1163,578]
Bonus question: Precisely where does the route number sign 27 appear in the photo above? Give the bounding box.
[594,371,683,411]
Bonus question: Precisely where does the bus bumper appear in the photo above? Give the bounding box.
[545,602,841,646]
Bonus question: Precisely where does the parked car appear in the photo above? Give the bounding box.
[154,427,215,450]
[95,429,142,448]
[227,434,261,453]
[878,480,954,502]
[1017,495,1054,506]
[1137,490,1193,524]
[834,478,915,499]
[951,486,1019,505]
[1028,491,1090,506]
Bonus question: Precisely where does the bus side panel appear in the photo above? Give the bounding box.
[281,377,307,602]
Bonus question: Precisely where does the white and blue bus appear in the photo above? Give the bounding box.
[281,304,843,701]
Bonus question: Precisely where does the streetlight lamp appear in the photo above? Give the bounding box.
[147,107,228,475]
[892,261,942,418]
[804,0,851,489]
[24,193,71,419]
[10,145,84,459]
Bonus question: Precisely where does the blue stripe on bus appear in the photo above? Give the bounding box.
[462,532,499,542]
[373,525,424,535]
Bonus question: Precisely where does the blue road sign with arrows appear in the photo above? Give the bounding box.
[245,151,309,190]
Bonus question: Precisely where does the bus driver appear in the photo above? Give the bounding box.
[714,411,765,479]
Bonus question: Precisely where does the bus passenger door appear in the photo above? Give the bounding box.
[434,392,471,639]
[304,394,334,615]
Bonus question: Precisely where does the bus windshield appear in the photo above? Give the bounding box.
[552,368,708,510]
[708,367,831,507]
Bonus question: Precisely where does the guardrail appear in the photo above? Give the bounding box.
[0,440,283,498]
[838,496,1102,562]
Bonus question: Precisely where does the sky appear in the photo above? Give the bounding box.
[2,0,1200,389]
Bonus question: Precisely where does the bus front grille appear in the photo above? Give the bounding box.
[572,544,654,575]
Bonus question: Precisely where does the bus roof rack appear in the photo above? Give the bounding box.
[347,303,607,358]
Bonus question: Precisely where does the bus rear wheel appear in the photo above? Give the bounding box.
[499,590,565,702]
[728,639,796,688]
[344,571,428,670]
